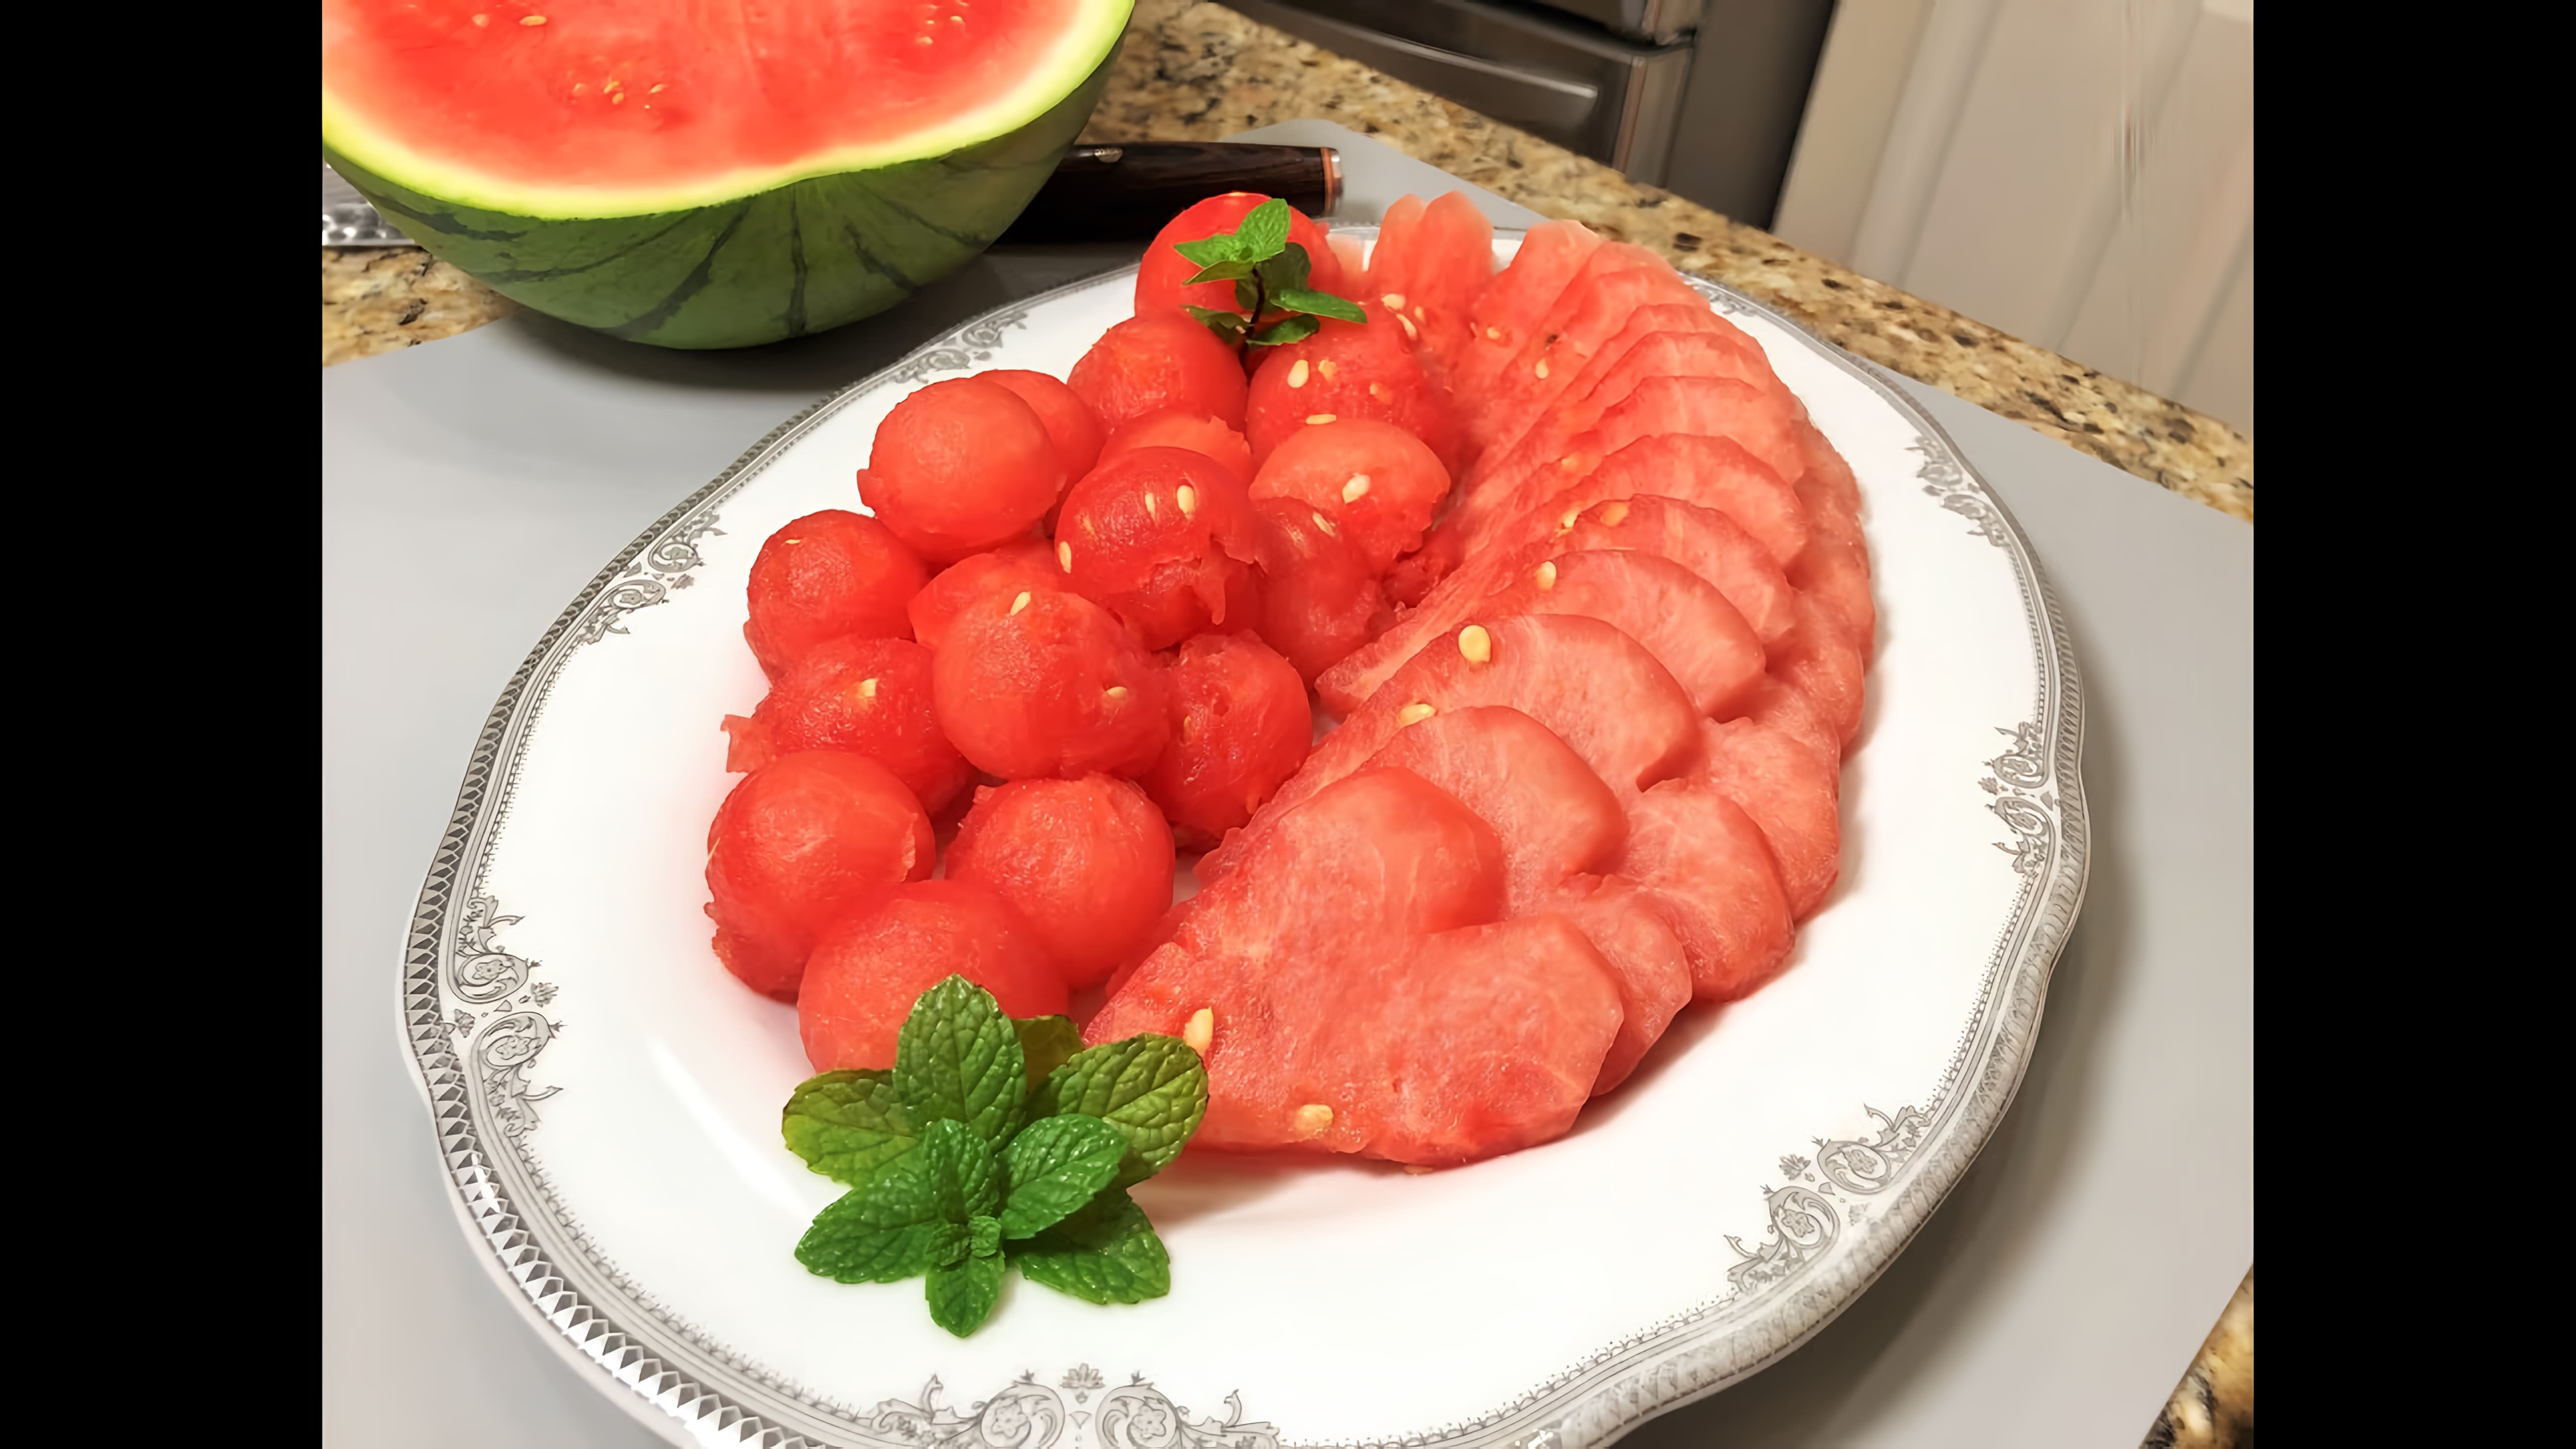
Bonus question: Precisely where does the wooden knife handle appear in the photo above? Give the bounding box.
[997,143,1342,244]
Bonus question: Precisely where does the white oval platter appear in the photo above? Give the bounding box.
[396,229,2088,1449]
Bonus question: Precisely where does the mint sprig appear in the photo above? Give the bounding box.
[782,976,1209,1337]
[1172,197,1368,357]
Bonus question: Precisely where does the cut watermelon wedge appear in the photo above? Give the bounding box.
[1455,549,1766,721]
[1091,766,1628,1164]
[1364,193,1496,391]
[1685,713,1843,919]
[320,0,1132,347]
[1462,248,1711,472]
[1451,221,1604,444]
[1359,706,1628,911]
[1531,875,1692,1093]
[1454,376,1808,548]
[1203,613,1701,882]
[1326,495,1797,715]
[1621,777,1798,1000]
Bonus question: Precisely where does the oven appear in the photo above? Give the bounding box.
[1225,0,1832,230]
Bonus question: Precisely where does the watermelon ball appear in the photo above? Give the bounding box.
[906,538,1069,654]
[798,879,1070,1072]
[932,586,1171,780]
[704,752,936,1002]
[1250,497,1387,685]
[866,376,1065,562]
[1098,407,1255,484]
[980,368,1104,485]
[742,635,972,814]
[1243,301,1461,473]
[1068,313,1251,433]
[946,776,1177,989]
[1140,632,1314,850]
[1250,418,1452,575]
[1056,445,1264,651]
[742,510,928,680]
[1134,192,1346,321]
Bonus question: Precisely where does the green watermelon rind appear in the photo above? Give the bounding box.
[322,28,1122,349]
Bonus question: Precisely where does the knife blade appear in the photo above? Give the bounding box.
[320,143,1340,248]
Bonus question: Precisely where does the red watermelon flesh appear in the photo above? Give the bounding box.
[1370,193,1496,390]
[1469,325,1804,508]
[1533,873,1692,1094]
[1335,494,1799,714]
[1456,376,1807,549]
[1452,221,1603,438]
[1358,705,1627,911]
[1362,194,1427,317]
[1686,714,1842,918]
[1202,613,1699,882]
[1093,912,1621,1165]
[1242,303,1463,475]
[1464,249,1710,473]
[1457,303,1729,481]
[1620,777,1798,1001]
[1468,549,1766,721]
[1770,591,1868,749]
[1786,422,1876,656]
[1394,431,1812,610]
[1459,433,1813,579]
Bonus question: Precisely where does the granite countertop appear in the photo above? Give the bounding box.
[321,1,2251,524]
[321,6,2250,1442]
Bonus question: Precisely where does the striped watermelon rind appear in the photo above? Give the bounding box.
[322,12,1125,350]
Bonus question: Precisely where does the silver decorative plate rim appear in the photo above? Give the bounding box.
[394,229,2089,1449]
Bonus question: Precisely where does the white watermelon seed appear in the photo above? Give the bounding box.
[1307,414,1337,425]
[1458,625,1492,664]
[1287,359,1310,388]
[1396,702,1436,727]
[1176,485,1197,516]
[1342,474,1371,503]
[1535,561,1557,590]
[1184,1008,1215,1054]
[1293,1104,1334,1138]
[1057,540,1073,572]
[1009,590,1031,615]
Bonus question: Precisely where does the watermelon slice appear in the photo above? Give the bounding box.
[320,1,1132,348]
[1093,907,1622,1165]
[1352,706,1696,1095]
[1363,193,1496,390]
[1091,764,1636,1162]
[1787,422,1877,655]
[1464,323,1804,510]
[1530,875,1692,1093]
[1454,549,1766,720]
[1451,221,1604,443]
[1686,714,1843,919]
[1324,495,1797,715]
[1454,376,1808,549]
[1202,613,1701,881]
[1358,706,1627,911]
[1770,592,1868,749]
[1620,778,1798,1000]
[1460,248,1710,475]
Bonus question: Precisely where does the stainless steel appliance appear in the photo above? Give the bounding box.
[1226,0,1832,230]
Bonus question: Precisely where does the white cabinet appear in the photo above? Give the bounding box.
[1774,0,2255,437]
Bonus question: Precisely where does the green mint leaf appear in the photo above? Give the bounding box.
[1233,198,1292,261]
[1274,288,1367,324]
[781,1070,915,1186]
[1234,277,1262,312]
[1012,1191,1172,1305]
[1246,314,1322,348]
[917,1118,1003,1228]
[1012,1016,1082,1090]
[1171,234,1243,268]
[793,1161,968,1283]
[895,976,1026,1146]
[925,1251,1005,1337]
[969,1214,1002,1259]
[1254,243,1312,293]
[997,1113,1128,1239]
[1184,305,1248,341]
[1182,257,1259,285]
[1028,1034,1210,1189]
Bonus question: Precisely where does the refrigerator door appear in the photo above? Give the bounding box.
[1227,0,1696,184]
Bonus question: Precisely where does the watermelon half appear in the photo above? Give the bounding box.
[320,1,1133,349]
